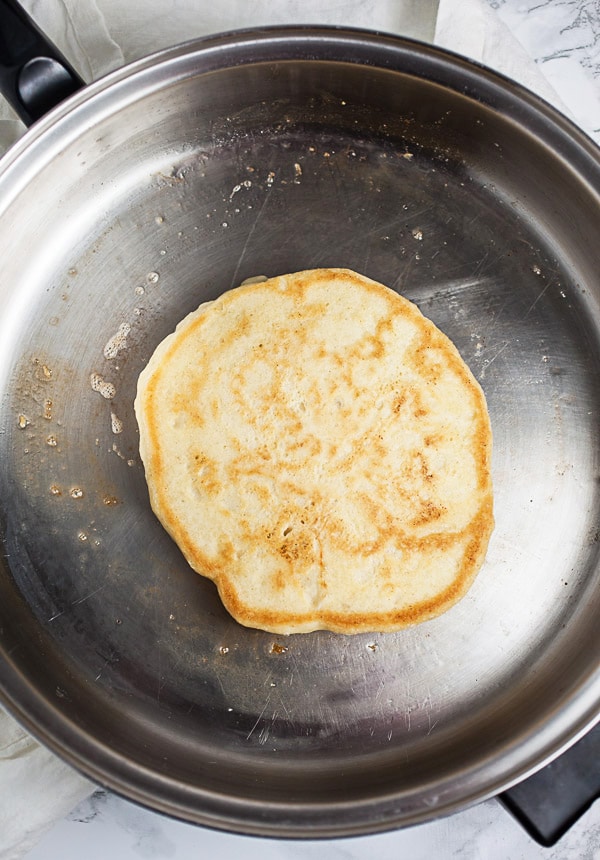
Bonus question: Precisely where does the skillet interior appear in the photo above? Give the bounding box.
[0,30,599,836]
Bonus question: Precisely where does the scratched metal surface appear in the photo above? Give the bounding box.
[0,30,600,837]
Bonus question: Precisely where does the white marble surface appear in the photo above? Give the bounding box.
[7,1,600,858]
[21,791,600,860]
[491,0,600,141]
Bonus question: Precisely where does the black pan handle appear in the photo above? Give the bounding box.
[500,720,600,845]
[0,0,84,126]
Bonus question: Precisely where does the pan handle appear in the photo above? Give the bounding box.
[0,0,84,126]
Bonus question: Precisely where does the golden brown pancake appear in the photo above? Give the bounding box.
[135,268,493,634]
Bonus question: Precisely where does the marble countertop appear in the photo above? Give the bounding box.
[9,1,600,858]
[21,790,600,860]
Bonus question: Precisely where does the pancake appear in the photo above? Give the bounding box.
[135,268,494,634]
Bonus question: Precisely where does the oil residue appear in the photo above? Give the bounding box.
[270,643,288,655]
[110,411,123,434]
[103,323,131,360]
[90,372,116,399]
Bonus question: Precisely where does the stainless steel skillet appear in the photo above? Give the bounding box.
[0,0,599,838]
